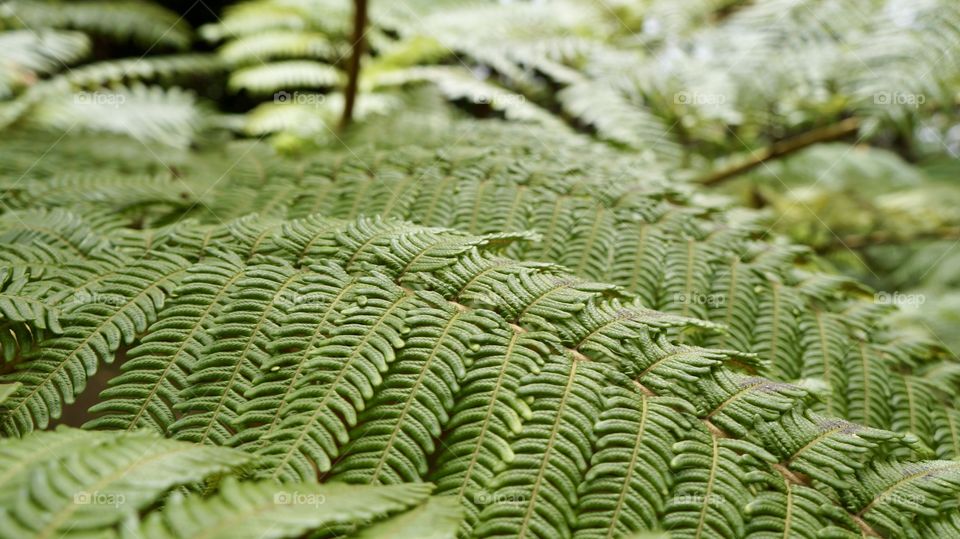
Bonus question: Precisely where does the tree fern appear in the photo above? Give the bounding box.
[1,0,192,50]
[2,153,960,536]
[0,253,188,434]
[0,30,89,98]
[1,1,960,537]
[0,429,249,538]
[0,428,456,539]
[84,253,248,432]
[127,479,446,539]
[245,271,414,481]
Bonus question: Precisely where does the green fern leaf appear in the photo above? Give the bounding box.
[428,327,553,527]
[0,428,249,539]
[228,61,343,95]
[127,479,437,539]
[330,291,501,484]
[84,253,248,432]
[0,253,188,435]
[352,496,462,539]
[169,259,315,445]
[472,360,607,539]
[245,271,414,481]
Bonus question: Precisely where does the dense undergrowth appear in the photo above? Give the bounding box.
[1,1,960,538]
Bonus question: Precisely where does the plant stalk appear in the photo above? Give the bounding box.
[339,0,368,132]
[699,117,862,186]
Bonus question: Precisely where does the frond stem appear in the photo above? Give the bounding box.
[338,0,368,131]
[699,117,861,186]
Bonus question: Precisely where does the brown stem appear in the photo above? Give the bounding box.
[699,117,862,186]
[338,0,368,132]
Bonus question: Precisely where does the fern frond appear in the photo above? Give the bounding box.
[228,60,343,95]
[558,78,683,164]
[696,371,807,438]
[0,267,62,332]
[1,0,192,50]
[20,172,197,214]
[844,341,894,430]
[490,270,619,333]
[330,291,500,484]
[28,84,201,148]
[0,428,454,538]
[756,408,907,491]
[847,460,960,536]
[0,30,89,98]
[84,253,248,432]
[0,253,188,435]
[59,54,223,88]
[169,259,317,445]
[129,478,437,539]
[374,66,566,127]
[219,31,338,66]
[200,0,351,42]
[428,326,553,527]
[471,360,607,539]
[230,262,354,449]
[247,271,414,481]
[663,428,759,539]
[797,309,850,416]
[0,428,249,538]
[0,208,112,259]
[744,479,855,539]
[574,388,692,538]
[890,374,940,453]
[0,426,113,507]
[630,332,752,397]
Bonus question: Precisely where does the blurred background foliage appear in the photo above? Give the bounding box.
[1,0,959,352]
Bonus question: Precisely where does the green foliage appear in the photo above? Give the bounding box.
[1,0,193,50]
[1,112,959,537]
[0,30,89,98]
[0,0,214,145]
[0,427,456,539]
[1,0,960,538]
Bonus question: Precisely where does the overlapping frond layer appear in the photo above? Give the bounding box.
[0,173,958,537]
[0,427,456,539]
[39,113,943,461]
[1,0,192,50]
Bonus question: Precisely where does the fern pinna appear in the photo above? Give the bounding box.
[2,115,960,538]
